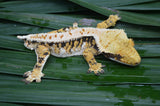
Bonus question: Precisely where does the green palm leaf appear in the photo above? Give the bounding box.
[0,0,84,13]
[69,0,160,26]
[0,0,160,105]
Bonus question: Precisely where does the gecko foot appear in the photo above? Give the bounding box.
[23,71,32,78]
[88,63,105,75]
[22,70,44,84]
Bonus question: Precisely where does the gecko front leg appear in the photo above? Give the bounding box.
[97,15,120,29]
[83,48,104,75]
[23,44,50,84]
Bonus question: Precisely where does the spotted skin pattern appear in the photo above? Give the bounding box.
[17,15,141,83]
[23,44,50,83]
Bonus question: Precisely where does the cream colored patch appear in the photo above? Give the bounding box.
[97,30,128,54]
[17,28,109,42]
[51,42,86,57]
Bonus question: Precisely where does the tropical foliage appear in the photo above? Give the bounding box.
[0,0,160,105]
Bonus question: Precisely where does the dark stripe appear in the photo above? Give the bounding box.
[79,38,83,47]
[38,57,44,63]
[61,42,66,47]
[63,28,66,31]
[32,41,37,43]
[56,43,59,48]
[115,54,122,60]
[28,41,31,45]
[63,27,70,31]
[70,40,74,49]
[48,42,54,46]
[103,53,115,58]
[76,38,81,43]
[89,37,93,42]
[75,38,81,48]
[93,44,98,51]
[43,52,49,55]
[92,62,97,65]
[68,40,73,53]
[88,37,93,47]
[35,64,41,68]
[82,37,86,42]
[40,42,45,45]
[109,20,113,23]
[91,58,94,60]
[103,53,122,61]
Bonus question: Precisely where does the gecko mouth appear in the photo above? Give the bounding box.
[108,57,140,66]
[102,52,140,66]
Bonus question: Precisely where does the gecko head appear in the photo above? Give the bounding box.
[103,39,141,66]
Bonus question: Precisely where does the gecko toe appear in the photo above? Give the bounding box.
[22,79,31,84]
[22,71,44,83]
[100,69,104,74]
[23,71,31,78]
[23,74,28,78]
[87,69,92,74]
[36,78,41,83]
[95,72,100,76]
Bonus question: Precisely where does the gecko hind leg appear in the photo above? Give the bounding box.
[23,44,50,84]
[83,48,105,75]
[97,15,120,29]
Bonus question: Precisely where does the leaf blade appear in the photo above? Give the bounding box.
[0,74,160,105]
[69,0,160,26]
[0,50,160,83]
[0,0,84,13]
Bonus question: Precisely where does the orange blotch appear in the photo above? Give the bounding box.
[82,29,85,32]
[42,34,47,39]
[49,36,52,40]
[69,32,72,36]
[55,34,57,38]
[60,35,64,39]
[80,31,83,35]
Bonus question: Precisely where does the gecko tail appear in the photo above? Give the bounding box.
[17,35,28,40]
